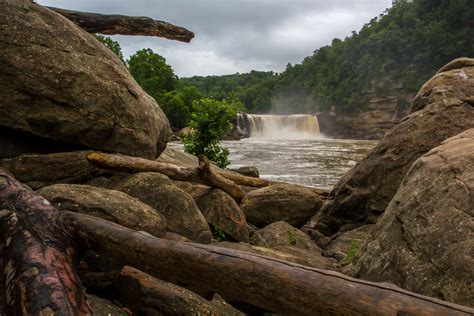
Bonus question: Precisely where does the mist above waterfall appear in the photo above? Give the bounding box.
[237,113,321,140]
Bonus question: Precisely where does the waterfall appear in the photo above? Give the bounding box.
[236,113,320,140]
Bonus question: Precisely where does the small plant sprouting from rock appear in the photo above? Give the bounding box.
[341,240,362,266]
[288,228,298,246]
[212,225,227,242]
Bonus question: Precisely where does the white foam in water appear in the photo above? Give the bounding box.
[238,113,321,140]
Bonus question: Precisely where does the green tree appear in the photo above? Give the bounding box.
[94,34,125,63]
[183,98,242,168]
[127,48,177,103]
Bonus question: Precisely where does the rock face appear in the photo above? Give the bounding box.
[318,79,413,140]
[240,183,325,228]
[38,184,167,237]
[195,189,250,242]
[0,151,99,189]
[0,1,170,159]
[304,58,474,238]
[108,172,212,243]
[351,129,474,307]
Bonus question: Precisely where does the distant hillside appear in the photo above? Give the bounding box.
[182,0,473,115]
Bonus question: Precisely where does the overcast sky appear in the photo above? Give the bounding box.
[37,0,392,77]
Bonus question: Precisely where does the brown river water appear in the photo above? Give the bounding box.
[169,137,376,190]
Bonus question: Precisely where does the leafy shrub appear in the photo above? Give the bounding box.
[183,97,241,168]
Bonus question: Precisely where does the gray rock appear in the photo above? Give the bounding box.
[351,129,474,307]
[38,184,166,237]
[0,1,170,159]
[304,58,474,238]
[240,183,325,228]
[108,172,212,243]
[0,151,98,189]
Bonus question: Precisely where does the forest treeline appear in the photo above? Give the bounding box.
[184,0,472,114]
[100,0,473,129]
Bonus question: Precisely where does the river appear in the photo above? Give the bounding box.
[169,138,377,190]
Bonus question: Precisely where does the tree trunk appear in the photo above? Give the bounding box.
[46,6,194,42]
[0,174,92,315]
[87,152,246,202]
[1,170,473,315]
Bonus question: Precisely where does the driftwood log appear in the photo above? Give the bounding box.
[47,6,194,42]
[87,152,247,201]
[1,170,474,315]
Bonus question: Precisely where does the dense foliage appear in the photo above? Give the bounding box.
[95,34,125,63]
[127,48,201,129]
[183,98,242,168]
[182,0,473,114]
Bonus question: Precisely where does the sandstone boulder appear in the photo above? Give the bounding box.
[255,221,321,253]
[411,57,474,113]
[0,1,170,159]
[38,184,166,237]
[240,183,325,228]
[323,225,374,262]
[304,58,474,238]
[195,189,250,242]
[351,129,474,307]
[108,172,212,243]
[0,151,99,189]
[172,180,212,199]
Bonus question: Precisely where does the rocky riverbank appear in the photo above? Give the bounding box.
[0,1,473,314]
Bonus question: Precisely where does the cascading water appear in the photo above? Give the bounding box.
[236,113,321,139]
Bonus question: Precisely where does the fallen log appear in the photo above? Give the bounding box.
[46,6,194,42]
[86,152,246,202]
[0,174,92,315]
[1,170,473,315]
[87,151,268,188]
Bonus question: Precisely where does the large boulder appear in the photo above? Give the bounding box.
[240,183,325,228]
[304,58,474,238]
[108,172,212,243]
[411,57,474,113]
[38,184,167,237]
[350,129,474,307]
[195,189,250,242]
[0,151,99,189]
[0,1,170,159]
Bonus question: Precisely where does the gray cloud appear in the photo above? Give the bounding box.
[37,0,392,77]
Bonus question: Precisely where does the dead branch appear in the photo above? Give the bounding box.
[86,152,246,202]
[47,6,194,42]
